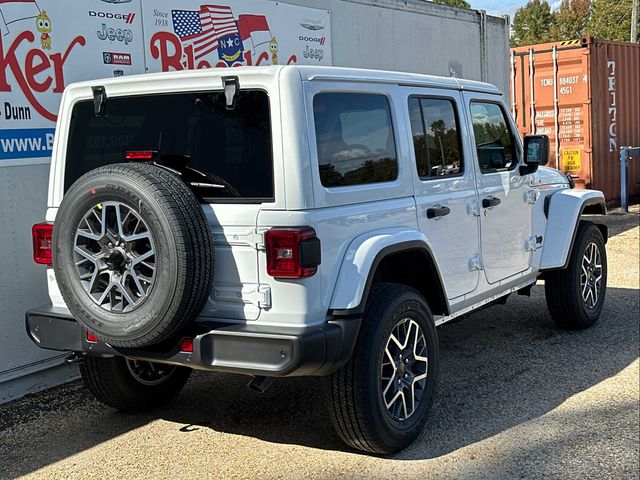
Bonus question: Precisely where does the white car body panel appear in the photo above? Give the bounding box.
[407,88,481,300]
[43,65,607,331]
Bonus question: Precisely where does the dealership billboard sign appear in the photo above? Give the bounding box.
[0,0,331,163]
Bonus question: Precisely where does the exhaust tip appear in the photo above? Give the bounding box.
[247,375,273,393]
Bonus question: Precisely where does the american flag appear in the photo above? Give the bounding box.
[172,5,239,62]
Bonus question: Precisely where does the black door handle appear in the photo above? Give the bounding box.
[482,196,501,208]
[426,205,451,219]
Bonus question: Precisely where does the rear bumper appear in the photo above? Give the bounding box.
[26,305,361,377]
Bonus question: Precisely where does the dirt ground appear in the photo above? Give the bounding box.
[1,208,638,480]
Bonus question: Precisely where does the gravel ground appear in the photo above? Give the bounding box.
[1,209,638,480]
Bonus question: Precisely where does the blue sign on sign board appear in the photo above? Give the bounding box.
[0,128,56,161]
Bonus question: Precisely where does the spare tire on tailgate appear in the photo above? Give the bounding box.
[53,162,213,348]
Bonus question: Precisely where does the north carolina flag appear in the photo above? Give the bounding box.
[0,0,40,36]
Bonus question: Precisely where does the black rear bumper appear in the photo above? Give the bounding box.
[26,305,361,377]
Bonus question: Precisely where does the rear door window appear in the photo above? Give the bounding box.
[409,97,464,179]
[65,90,273,202]
[313,93,398,188]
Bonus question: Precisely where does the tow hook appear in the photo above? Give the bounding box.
[65,352,86,365]
[247,375,273,393]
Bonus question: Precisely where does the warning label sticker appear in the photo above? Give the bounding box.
[562,149,581,171]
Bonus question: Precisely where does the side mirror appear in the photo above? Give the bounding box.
[521,135,550,175]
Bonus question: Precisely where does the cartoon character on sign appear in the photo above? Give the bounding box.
[269,36,278,65]
[36,10,51,49]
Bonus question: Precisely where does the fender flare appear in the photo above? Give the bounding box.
[328,228,449,316]
[540,189,608,271]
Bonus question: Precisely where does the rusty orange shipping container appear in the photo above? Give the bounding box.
[511,37,640,203]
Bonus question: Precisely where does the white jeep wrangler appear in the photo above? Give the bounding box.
[28,66,608,454]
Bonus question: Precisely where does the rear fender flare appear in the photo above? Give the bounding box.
[328,228,448,315]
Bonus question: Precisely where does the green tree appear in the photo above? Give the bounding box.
[551,0,591,40]
[430,0,471,9]
[511,0,555,46]
[587,0,638,42]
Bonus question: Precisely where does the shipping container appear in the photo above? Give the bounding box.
[0,0,510,403]
[511,37,640,203]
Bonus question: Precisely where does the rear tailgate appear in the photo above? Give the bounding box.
[201,204,265,320]
[56,87,274,321]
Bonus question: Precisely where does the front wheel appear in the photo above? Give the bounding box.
[327,283,439,454]
[545,222,607,329]
[80,356,191,412]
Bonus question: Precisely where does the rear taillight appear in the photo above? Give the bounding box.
[265,227,321,278]
[32,223,53,265]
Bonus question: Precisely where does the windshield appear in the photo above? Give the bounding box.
[65,90,273,202]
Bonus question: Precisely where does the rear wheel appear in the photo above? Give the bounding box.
[80,356,191,412]
[545,222,607,329]
[327,283,439,454]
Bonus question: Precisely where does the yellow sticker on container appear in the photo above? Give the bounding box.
[562,149,581,171]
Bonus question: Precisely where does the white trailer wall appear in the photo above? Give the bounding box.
[288,0,509,93]
[0,0,509,403]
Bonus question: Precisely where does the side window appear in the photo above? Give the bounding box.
[313,93,398,188]
[470,102,517,173]
[409,97,464,179]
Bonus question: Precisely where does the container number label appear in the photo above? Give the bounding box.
[562,149,581,171]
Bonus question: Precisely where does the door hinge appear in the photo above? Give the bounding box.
[525,190,540,205]
[212,284,272,309]
[467,199,481,217]
[212,229,265,251]
[252,230,266,251]
[468,253,483,271]
[525,235,544,252]
[250,284,272,309]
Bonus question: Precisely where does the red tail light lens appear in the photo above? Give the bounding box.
[179,338,194,353]
[32,223,54,265]
[265,227,320,278]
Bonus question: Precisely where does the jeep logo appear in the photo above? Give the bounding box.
[89,11,136,23]
[97,24,133,45]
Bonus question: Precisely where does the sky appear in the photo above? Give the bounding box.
[472,0,563,21]
[471,0,524,19]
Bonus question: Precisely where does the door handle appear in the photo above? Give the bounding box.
[482,196,501,208]
[426,205,451,219]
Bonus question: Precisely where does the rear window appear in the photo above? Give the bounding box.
[65,90,273,202]
[313,92,398,188]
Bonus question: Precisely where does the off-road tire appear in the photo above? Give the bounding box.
[53,163,213,348]
[327,283,439,454]
[80,356,191,412]
[545,221,607,329]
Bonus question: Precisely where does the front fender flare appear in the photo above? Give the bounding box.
[329,228,443,314]
[540,189,607,270]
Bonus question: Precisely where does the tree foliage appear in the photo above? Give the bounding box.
[430,0,471,9]
[587,0,638,42]
[551,0,591,40]
[511,0,639,46]
[511,0,554,47]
